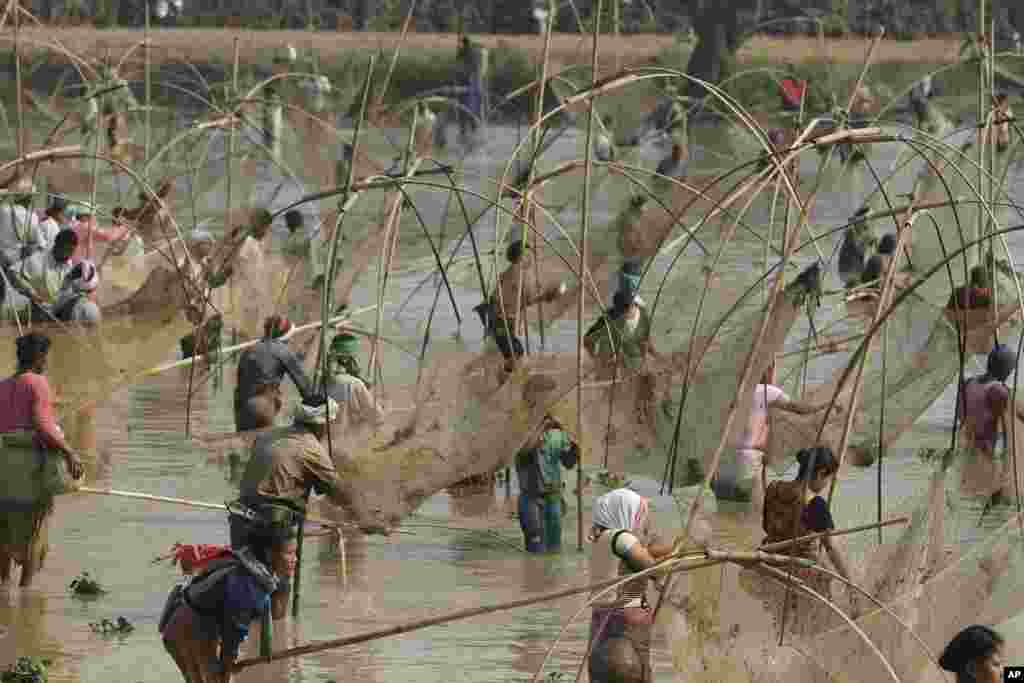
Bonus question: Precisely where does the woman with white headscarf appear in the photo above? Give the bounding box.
[587,488,675,683]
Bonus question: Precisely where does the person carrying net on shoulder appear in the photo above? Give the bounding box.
[515,414,578,553]
[233,315,318,433]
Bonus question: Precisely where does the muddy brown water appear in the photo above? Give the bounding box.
[2,118,1024,681]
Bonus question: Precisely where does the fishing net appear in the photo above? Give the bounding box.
[304,350,595,533]
[766,247,1021,471]
[662,466,1024,683]
[648,266,821,485]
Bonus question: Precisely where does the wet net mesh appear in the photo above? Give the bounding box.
[662,469,1024,683]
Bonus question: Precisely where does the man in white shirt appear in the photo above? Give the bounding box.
[0,182,45,265]
[5,229,78,321]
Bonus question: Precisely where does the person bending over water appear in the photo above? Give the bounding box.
[761,446,853,621]
[161,525,298,682]
[230,397,372,617]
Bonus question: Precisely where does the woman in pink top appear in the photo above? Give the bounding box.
[958,344,1015,500]
[713,362,831,507]
[0,333,83,586]
[68,203,131,262]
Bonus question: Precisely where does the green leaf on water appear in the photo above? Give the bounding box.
[1,657,51,683]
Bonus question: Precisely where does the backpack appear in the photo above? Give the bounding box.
[157,549,278,634]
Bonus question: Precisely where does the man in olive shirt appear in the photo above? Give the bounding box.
[230,397,348,617]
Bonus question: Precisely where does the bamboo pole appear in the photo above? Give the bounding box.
[530,517,911,681]
[755,564,902,683]
[367,110,421,389]
[877,315,888,542]
[77,486,353,531]
[67,310,373,416]
[576,0,602,552]
[526,0,555,353]
[227,516,896,672]
[758,516,908,554]
[975,4,985,269]
[373,0,418,119]
[144,1,151,165]
[232,548,746,671]
[12,0,26,161]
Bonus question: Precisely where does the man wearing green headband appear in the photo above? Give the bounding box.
[325,332,385,431]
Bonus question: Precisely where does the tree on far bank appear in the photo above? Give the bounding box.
[683,0,758,101]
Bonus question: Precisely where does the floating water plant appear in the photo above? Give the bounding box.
[1,657,51,683]
[88,617,134,636]
[69,571,107,597]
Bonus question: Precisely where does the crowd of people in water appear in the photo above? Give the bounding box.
[0,36,1020,683]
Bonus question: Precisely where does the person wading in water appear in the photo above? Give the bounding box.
[947,265,993,311]
[760,446,854,631]
[233,315,318,433]
[482,240,565,374]
[514,414,578,553]
[231,397,383,617]
[6,228,79,322]
[324,332,385,434]
[0,333,84,586]
[714,363,833,508]
[587,488,689,683]
[958,344,1017,503]
[161,524,298,682]
[584,289,661,425]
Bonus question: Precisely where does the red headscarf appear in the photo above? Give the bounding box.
[264,315,293,340]
[162,543,232,575]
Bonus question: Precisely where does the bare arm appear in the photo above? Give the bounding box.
[775,399,841,416]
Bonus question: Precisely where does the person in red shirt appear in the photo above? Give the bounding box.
[67,203,131,263]
[947,265,993,311]
[0,332,83,586]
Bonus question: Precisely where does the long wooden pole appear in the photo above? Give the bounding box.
[144,1,151,165]
[231,514,897,672]
[13,0,24,160]
[576,0,602,552]
[232,552,713,670]
[373,0,418,119]
[78,486,342,528]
